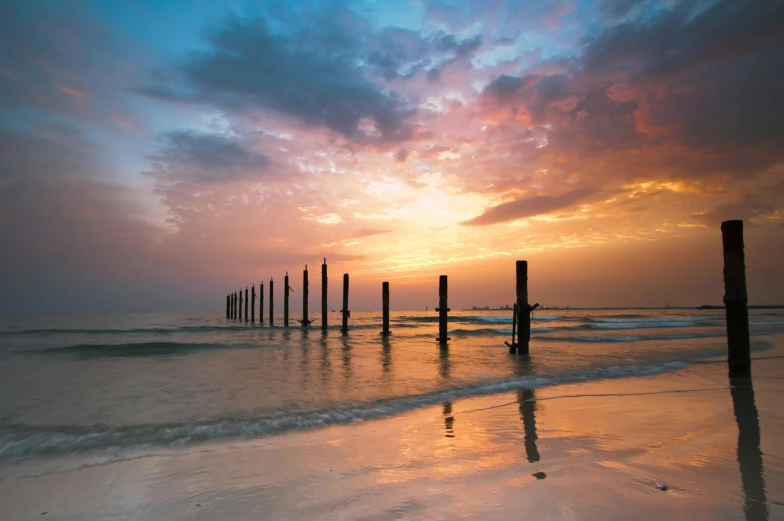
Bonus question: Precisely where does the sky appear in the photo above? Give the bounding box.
[1,0,783,313]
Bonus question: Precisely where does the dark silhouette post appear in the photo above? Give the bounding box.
[722,220,751,377]
[251,284,256,323]
[516,261,538,355]
[730,376,769,521]
[226,294,230,319]
[381,281,390,336]
[244,287,249,323]
[298,266,311,327]
[436,275,450,344]
[260,282,264,325]
[269,278,274,326]
[322,258,328,331]
[341,273,350,335]
[233,291,237,319]
[239,289,244,321]
[284,272,290,327]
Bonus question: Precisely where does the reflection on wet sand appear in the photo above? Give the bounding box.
[518,389,540,463]
[730,376,769,521]
[341,337,352,381]
[443,402,455,438]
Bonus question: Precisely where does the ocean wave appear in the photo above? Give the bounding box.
[0,361,687,461]
[38,341,242,357]
[586,316,717,323]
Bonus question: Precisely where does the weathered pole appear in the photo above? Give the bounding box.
[226,294,230,319]
[381,281,390,336]
[436,275,450,344]
[722,220,751,377]
[233,291,237,319]
[244,287,249,323]
[284,272,290,327]
[269,278,274,326]
[299,266,311,327]
[259,282,264,325]
[517,261,530,354]
[341,273,350,335]
[240,289,245,321]
[251,284,256,323]
[322,258,328,331]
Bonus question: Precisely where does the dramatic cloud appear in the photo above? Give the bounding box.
[460,189,597,226]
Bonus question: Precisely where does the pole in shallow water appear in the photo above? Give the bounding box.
[259,282,264,325]
[381,281,391,336]
[322,258,328,331]
[239,289,244,321]
[514,261,539,355]
[244,287,248,323]
[284,272,290,327]
[436,275,450,344]
[298,265,312,327]
[722,220,751,377]
[251,284,256,323]
[341,273,350,335]
[226,294,230,319]
[233,291,237,320]
[269,278,274,326]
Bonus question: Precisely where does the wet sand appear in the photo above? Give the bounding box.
[2,340,782,520]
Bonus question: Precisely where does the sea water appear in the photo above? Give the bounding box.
[1,309,782,464]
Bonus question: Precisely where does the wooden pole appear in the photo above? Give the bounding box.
[436,275,450,344]
[341,273,350,335]
[259,282,264,325]
[284,272,290,327]
[517,261,530,355]
[233,291,237,320]
[226,294,230,319]
[251,284,256,323]
[269,278,274,326]
[298,266,311,326]
[381,281,390,336]
[244,287,248,323]
[722,220,751,377]
[240,289,245,321]
[322,258,328,331]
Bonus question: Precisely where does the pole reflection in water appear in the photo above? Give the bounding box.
[517,389,540,463]
[443,402,455,438]
[341,337,352,381]
[439,347,450,380]
[381,337,392,376]
[730,376,769,521]
[319,336,331,386]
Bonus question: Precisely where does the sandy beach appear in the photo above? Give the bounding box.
[2,335,781,520]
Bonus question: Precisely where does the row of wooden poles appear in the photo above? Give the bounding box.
[223,220,754,377]
[226,259,391,336]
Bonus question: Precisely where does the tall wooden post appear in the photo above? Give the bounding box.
[301,265,310,326]
[233,291,237,319]
[226,294,230,319]
[322,258,328,331]
[722,220,751,377]
[381,281,390,336]
[244,287,249,323]
[284,272,290,327]
[251,284,256,323]
[240,289,244,321]
[341,273,350,335]
[517,261,531,355]
[259,282,264,325]
[436,275,450,344]
[269,278,274,326]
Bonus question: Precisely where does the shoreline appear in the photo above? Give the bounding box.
[1,340,782,520]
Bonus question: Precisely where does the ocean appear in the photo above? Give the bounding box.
[1,308,782,467]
